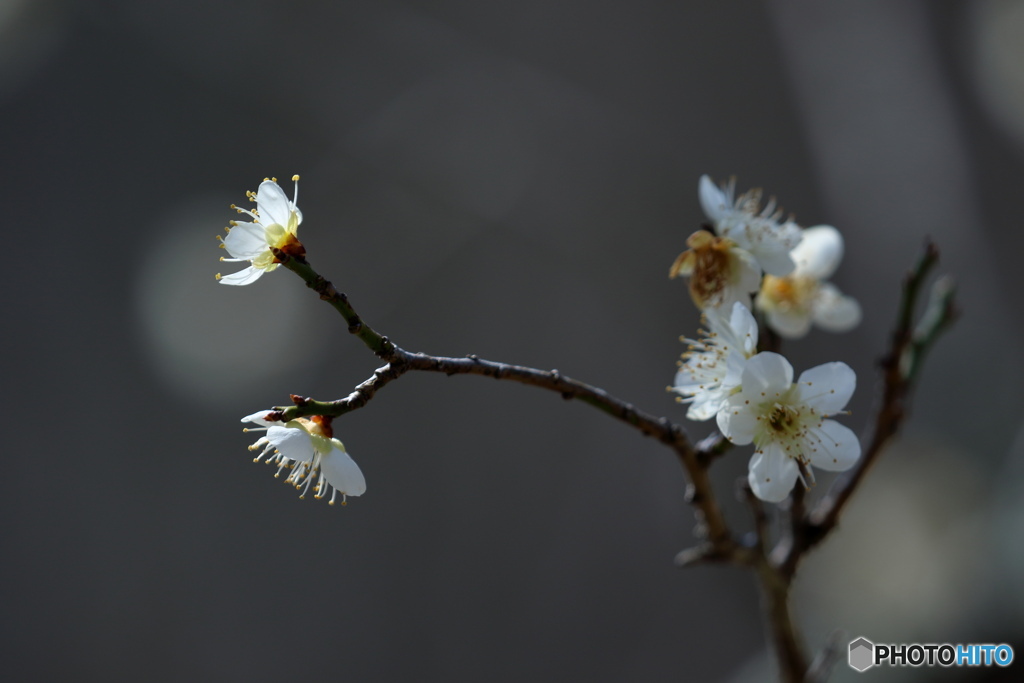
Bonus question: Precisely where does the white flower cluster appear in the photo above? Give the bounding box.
[671,176,862,502]
[671,176,861,338]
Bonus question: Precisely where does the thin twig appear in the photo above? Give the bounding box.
[797,240,955,554]
[741,484,807,682]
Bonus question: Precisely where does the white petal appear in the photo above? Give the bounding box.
[672,374,707,397]
[732,248,763,293]
[717,394,757,444]
[776,220,804,250]
[712,287,753,314]
[686,392,726,421]
[699,175,729,221]
[766,307,813,339]
[796,362,856,414]
[792,225,843,279]
[748,444,800,503]
[727,301,759,354]
[321,445,367,496]
[813,284,862,332]
[721,349,749,390]
[806,420,860,472]
[218,266,264,286]
[241,410,278,426]
[223,222,268,259]
[753,243,797,277]
[266,426,315,463]
[255,180,292,228]
[740,352,793,400]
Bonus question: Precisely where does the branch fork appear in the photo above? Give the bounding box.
[265,239,954,683]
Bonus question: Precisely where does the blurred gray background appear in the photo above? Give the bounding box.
[3,0,1023,680]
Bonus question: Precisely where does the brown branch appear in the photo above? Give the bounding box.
[740,240,955,682]
[742,489,806,682]
[758,561,807,683]
[737,483,807,682]
[268,238,954,683]
[794,239,956,556]
[274,253,736,552]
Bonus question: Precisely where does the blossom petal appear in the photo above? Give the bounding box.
[222,221,268,259]
[717,395,757,444]
[732,248,764,294]
[699,175,729,221]
[671,249,696,277]
[255,180,292,228]
[321,445,367,496]
[793,225,842,279]
[806,420,860,472]
[672,369,708,396]
[726,301,759,355]
[241,410,278,427]
[766,307,813,340]
[748,444,800,502]
[740,352,793,400]
[796,362,855,414]
[753,243,797,277]
[218,266,264,286]
[813,284,862,332]
[266,426,314,463]
[686,393,725,421]
[712,287,753,314]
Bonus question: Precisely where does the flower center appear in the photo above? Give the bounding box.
[760,275,818,312]
[679,231,739,305]
[767,403,801,436]
[264,223,306,261]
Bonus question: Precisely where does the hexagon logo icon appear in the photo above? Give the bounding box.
[848,637,875,672]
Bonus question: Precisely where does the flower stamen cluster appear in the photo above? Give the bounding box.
[671,301,758,420]
[699,175,803,279]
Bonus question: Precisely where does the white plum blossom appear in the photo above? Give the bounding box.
[716,352,860,503]
[216,176,304,286]
[672,302,759,420]
[242,410,366,505]
[756,225,862,339]
[670,229,762,311]
[699,175,803,277]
